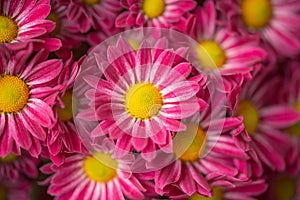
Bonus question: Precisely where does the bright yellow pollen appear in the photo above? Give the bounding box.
[83,152,118,182]
[241,0,273,29]
[287,103,300,138]
[142,0,166,19]
[125,83,163,120]
[0,153,17,163]
[81,0,100,6]
[57,90,74,122]
[236,100,259,136]
[0,75,30,114]
[47,12,61,35]
[0,16,18,43]
[189,187,224,200]
[174,123,206,162]
[196,41,227,69]
[272,174,297,200]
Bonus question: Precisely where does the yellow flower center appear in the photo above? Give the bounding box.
[173,123,206,162]
[272,174,297,200]
[196,41,226,69]
[47,12,61,35]
[0,184,7,200]
[142,0,166,19]
[81,0,101,6]
[0,75,30,114]
[0,16,18,43]
[236,100,259,136]
[0,153,17,163]
[57,90,74,122]
[240,0,273,29]
[83,152,118,183]
[189,187,224,200]
[287,103,300,138]
[125,83,163,120]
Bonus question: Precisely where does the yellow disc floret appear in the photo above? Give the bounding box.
[0,75,30,114]
[0,153,17,163]
[81,0,100,6]
[83,152,118,182]
[241,0,273,29]
[236,100,259,136]
[142,0,166,19]
[189,187,224,200]
[174,123,206,162]
[125,82,163,120]
[0,16,18,43]
[57,90,74,122]
[196,41,226,69]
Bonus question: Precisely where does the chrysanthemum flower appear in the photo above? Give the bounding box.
[61,0,121,33]
[0,177,32,200]
[0,0,61,51]
[187,0,266,80]
[0,45,63,157]
[81,38,207,159]
[115,0,196,28]
[152,90,249,197]
[40,140,146,200]
[217,0,300,57]
[0,151,38,181]
[229,67,300,172]
[46,55,84,165]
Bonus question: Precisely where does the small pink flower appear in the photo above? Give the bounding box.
[40,140,146,200]
[0,0,61,51]
[0,45,63,157]
[115,0,196,28]
[217,0,300,57]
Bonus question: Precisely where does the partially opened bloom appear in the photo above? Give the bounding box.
[187,0,266,84]
[115,0,196,28]
[0,0,61,51]
[0,45,63,157]
[229,67,300,172]
[0,151,38,181]
[81,38,207,159]
[63,0,121,33]
[40,140,146,200]
[217,0,300,57]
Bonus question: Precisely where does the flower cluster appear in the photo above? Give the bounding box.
[0,0,299,200]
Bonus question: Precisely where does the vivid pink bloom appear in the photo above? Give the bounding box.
[45,55,84,166]
[80,38,207,159]
[217,0,300,57]
[0,151,38,181]
[228,67,300,173]
[60,0,121,33]
[40,139,146,200]
[0,0,61,51]
[0,177,32,200]
[186,0,266,84]
[152,89,250,197]
[115,0,196,28]
[0,45,63,157]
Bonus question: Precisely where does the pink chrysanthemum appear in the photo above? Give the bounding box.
[152,90,250,197]
[46,55,84,166]
[0,45,63,157]
[0,0,61,51]
[229,67,300,172]
[115,0,196,28]
[187,0,266,81]
[217,0,300,57]
[0,151,38,181]
[81,38,207,159]
[0,177,32,200]
[40,140,146,200]
[60,0,121,33]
